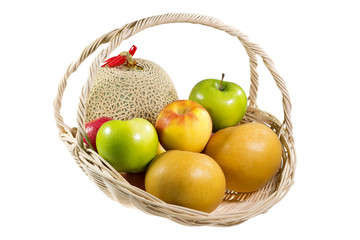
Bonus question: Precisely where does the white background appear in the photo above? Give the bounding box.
[1,0,359,239]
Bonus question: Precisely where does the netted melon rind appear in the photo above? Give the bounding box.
[85,58,178,125]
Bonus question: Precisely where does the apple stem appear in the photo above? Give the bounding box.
[219,73,225,91]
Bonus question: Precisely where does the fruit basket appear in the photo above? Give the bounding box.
[54,13,296,226]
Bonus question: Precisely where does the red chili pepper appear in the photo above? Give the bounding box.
[129,45,137,56]
[101,55,126,67]
[101,45,137,67]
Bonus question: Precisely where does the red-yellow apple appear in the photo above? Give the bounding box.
[155,100,212,152]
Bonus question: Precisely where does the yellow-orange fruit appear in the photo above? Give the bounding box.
[145,150,226,213]
[156,143,166,155]
[204,123,282,192]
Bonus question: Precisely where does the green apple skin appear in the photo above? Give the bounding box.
[96,118,159,173]
[189,79,247,132]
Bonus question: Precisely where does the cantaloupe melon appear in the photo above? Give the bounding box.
[85,58,178,125]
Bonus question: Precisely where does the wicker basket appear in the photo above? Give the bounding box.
[54,13,296,227]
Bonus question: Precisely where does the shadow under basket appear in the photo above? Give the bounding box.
[54,13,296,227]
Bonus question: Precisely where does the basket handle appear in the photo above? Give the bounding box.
[54,13,292,144]
[54,28,120,134]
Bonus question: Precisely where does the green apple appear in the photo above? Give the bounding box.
[189,74,247,132]
[96,118,158,173]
